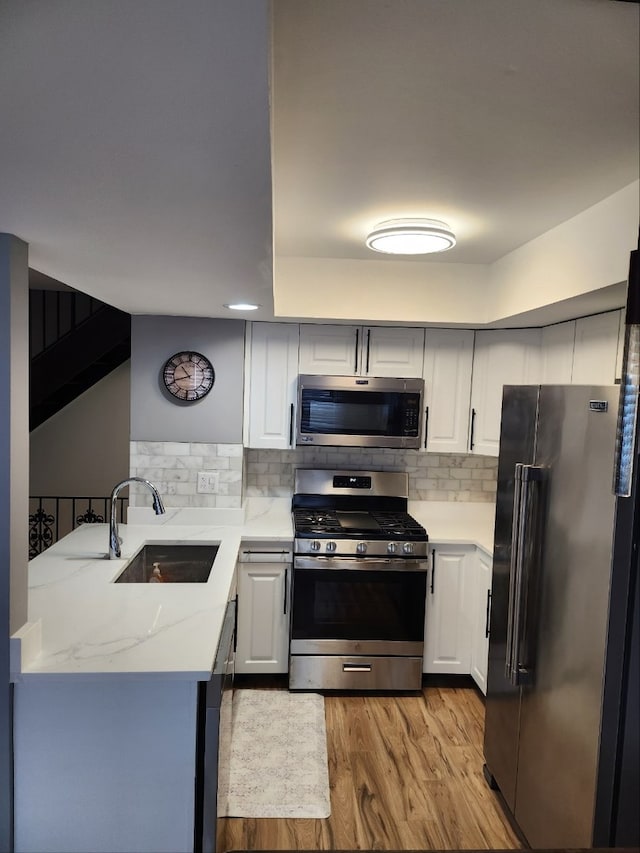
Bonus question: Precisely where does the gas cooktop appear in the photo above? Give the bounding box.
[293,508,426,540]
[292,469,428,557]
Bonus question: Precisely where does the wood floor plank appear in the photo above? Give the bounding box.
[216,683,523,851]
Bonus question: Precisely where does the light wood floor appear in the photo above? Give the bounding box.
[217,680,523,851]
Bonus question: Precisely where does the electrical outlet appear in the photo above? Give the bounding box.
[196,472,219,494]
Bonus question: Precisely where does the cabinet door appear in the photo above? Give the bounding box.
[541,321,575,383]
[470,548,492,695]
[235,564,290,674]
[422,329,473,453]
[366,326,425,377]
[246,322,299,448]
[469,328,542,456]
[298,324,360,375]
[572,310,622,385]
[423,545,474,675]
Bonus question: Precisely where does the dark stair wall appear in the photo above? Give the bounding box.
[29,287,131,430]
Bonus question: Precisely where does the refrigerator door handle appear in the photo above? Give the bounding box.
[506,463,543,686]
[506,464,524,681]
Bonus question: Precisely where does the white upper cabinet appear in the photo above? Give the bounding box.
[421,329,474,453]
[245,322,299,449]
[470,328,542,456]
[541,321,575,383]
[298,324,361,375]
[572,310,623,385]
[298,324,425,377]
[366,326,425,377]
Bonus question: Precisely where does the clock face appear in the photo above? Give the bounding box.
[162,351,215,402]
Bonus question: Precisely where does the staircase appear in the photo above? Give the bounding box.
[29,285,131,430]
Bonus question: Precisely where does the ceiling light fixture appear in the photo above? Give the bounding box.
[365,218,456,255]
[224,302,260,311]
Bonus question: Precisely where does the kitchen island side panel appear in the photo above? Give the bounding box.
[13,679,199,853]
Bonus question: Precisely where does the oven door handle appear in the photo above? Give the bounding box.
[293,556,428,572]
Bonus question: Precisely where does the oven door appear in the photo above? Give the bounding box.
[290,556,427,656]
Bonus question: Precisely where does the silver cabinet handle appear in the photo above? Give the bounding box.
[288,403,294,446]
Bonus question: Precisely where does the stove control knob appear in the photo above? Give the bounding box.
[326,541,337,553]
[403,542,414,555]
[387,542,398,554]
[356,542,367,554]
[310,540,321,552]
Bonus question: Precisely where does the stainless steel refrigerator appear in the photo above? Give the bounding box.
[483,383,640,848]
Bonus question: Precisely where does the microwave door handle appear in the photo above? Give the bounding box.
[424,405,429,449]
[365,328,371,374]
[354,328,359,373]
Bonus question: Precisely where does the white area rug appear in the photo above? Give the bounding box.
[217,689,331,819]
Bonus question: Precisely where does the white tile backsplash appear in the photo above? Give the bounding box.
[244,447,497,502]
[129,441,244,508]
[129,442,497,506]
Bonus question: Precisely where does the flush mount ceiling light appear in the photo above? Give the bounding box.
[365,218,456,255]
[224,302,260,311]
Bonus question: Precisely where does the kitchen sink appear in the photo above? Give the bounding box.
[114,543,219,583]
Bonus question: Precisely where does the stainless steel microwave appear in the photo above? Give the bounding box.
[296,374,424,448]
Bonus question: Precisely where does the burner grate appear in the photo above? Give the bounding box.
[293,507,426,540]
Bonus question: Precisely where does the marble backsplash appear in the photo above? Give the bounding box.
[128,442,498,507]
[129,441,244,508]
[245,447,497,502]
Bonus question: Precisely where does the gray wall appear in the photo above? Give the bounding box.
[130,316,245,443]
[1,233,29,850]
[30,362,131,496]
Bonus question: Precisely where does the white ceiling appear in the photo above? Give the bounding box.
[0,0,638,325]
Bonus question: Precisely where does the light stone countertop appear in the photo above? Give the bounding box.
[409,500,496,554]
[11,497,494,682]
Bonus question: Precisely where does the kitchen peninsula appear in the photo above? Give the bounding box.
[11,497,495,853]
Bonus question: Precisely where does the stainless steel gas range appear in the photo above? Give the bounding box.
[289,469,429,691]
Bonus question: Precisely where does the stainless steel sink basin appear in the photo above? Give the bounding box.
[114,543,219,583]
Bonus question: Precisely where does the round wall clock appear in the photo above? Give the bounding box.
[162,351,215,402]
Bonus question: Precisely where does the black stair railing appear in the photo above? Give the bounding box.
[28,496,129,559]
[29,288,105,358]
[29,286,131,429]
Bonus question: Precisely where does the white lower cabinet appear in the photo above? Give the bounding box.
[422,542,493,693]
[423,544,474,675]
[235,543,292,674]
[469,548,492,695]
